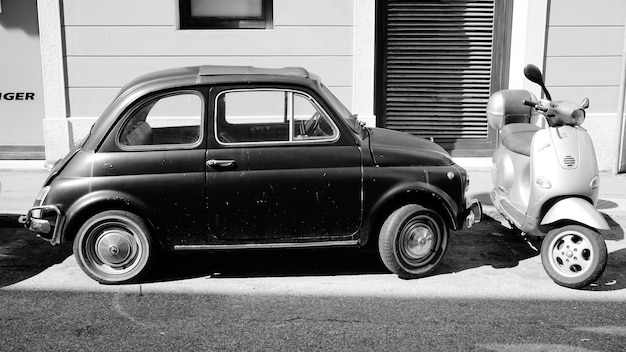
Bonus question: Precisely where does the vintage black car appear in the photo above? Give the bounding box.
[20,66,481,284]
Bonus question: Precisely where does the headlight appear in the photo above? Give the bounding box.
[34,186,50,206]
[571,109,585,125]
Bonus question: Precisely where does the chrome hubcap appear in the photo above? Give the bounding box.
[95,229,136,268]
[403,224,434,259]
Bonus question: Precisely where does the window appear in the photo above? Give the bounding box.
[215,89,338,145]
[179,0,273,29]
[120,92,203,148]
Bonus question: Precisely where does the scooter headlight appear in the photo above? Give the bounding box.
[571,109,585,125]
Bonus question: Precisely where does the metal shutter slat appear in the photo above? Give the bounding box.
[382,0,496,143]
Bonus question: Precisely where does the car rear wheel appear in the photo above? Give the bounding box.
[541,225,607,289]
[73,210,155,284]
[378,204,448,279]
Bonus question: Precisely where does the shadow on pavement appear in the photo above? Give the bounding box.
[146,215,540,283]
[148,247,388,282]
[2,210,621,292]
[583,248,626,292]
[601,213,625,241]
[0,214,72,288]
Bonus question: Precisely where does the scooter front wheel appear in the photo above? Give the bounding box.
[541,225,607,289]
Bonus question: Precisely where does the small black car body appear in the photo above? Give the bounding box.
[20,66,481,284]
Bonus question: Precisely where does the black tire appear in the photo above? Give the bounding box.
[378,204,449,279]
[73,210,156,284]
[541,225,607,289]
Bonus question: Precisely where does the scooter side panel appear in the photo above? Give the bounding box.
[491,147,531,210]
[527,127,599,220]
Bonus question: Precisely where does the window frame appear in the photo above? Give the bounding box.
[179,0,273,30]
[214,88,340,147]
[116,90,205,151]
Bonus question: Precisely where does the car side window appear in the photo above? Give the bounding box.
[119,92,203,148]
[216,89,338,145]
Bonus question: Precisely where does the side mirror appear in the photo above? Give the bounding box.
[524,64,552,101]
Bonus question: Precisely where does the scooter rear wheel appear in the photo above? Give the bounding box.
[540,225,607,289]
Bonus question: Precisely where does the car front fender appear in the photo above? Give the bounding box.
[369,181,461,232]
[541,197,609,230]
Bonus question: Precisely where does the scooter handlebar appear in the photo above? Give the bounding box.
[522,99,538,108]
[523,99,550,113]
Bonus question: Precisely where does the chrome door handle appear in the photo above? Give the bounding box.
[207,159,236,168]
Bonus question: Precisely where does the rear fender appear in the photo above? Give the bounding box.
[541,197,609,230]
[61,190,154,243]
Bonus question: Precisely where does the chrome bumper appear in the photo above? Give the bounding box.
[18,206,64,245]
[464,199,482,229]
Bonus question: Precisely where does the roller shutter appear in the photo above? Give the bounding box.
[376,0,511,156]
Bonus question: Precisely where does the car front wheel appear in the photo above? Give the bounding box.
[73,210,155,284]
[541,225,607,289]
[378,204,448,279]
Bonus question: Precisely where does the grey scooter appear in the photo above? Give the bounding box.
[487,65,608,289]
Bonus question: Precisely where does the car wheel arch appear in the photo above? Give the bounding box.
[61,190,158,246]
[365,186,457,246]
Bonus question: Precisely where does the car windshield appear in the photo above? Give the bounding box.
[319,83,360,134]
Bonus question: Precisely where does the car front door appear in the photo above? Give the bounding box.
[205,87,362,244]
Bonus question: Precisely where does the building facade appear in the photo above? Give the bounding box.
[1,0,625,172]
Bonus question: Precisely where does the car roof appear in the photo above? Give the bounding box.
[122,65,313,91]
[198,65,310,78]
[115,65,319,104]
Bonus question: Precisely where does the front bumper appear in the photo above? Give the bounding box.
[17,206,64,245]
[464,199,482,229]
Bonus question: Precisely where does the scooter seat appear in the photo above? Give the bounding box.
[500,123,541,156]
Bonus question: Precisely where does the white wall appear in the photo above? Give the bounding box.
[62,0,354,133]
[544,0,626,171]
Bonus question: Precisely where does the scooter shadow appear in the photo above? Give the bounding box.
[599,210,625,241]
[583,247,626,292]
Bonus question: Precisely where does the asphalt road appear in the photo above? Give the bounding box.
[1,290,625,351]
[1,214,626,351]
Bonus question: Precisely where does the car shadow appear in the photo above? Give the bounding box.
[146,214,540,283]
[147,247,388,282]
[0,214,73,288]
[148,207,625,292]
[436,216,539,275]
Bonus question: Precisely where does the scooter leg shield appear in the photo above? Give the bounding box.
[540,198,609,230]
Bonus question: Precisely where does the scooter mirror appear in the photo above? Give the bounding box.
[524,65,544,85]
[524,64,552,101]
